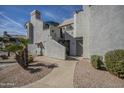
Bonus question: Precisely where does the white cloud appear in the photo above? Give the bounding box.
[44,11,67,23]
[0,24,6,28]
[0,12,26,35]
[0,13,23,28]
[44,11,58,20]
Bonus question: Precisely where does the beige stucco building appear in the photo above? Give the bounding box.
[25,5,124,60]
[25,9,84,59]
[82,5,124,58]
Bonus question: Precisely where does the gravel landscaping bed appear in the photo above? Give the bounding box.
[0,60,54,88]
[0,57,16,71]
[74,59,124,88]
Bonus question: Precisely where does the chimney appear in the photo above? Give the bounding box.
[31,10,41,21]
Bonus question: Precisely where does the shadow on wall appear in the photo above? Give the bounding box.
[61,31,83,57]
[36,42,45,56]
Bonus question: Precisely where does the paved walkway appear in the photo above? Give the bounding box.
[23,56,78,88]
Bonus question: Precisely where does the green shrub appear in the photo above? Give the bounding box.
[91,55,103,69]
[105,49,124,78]
[28,55,34,63]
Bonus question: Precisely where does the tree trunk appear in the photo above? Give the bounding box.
[15,47,28,69]
[23,46,28,68]
[8,51,10,57]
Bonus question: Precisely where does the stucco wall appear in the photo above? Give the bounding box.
[73,7,90,58]
[31,16,43,44]
[28,44,37,56]
[50,26,61,42]
[64,30,74,39]
[64,31,76,56]
[26,23,33,44]
[81,7,90,58]
[45,39,66,60]
[88,6,124,57]
[27,10,67,59]
[74,11,84,38]
[41,29,51,43]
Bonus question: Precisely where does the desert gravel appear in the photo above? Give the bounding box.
[0,60,53,88]
[74,59,124,88]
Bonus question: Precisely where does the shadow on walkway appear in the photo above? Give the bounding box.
[27,63,58,74]
[29,63,58,68]
[26,67,42,73]
[66,56,79,61]
[0,61,16,64]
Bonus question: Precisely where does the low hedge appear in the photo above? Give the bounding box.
[91,55,103,69]
[105,49,124,78]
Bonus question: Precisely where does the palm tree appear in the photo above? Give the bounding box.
[5,37,29,68]
[1,33,29,69]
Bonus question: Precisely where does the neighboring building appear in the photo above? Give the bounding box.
[12,35,26,39]
[25,10,83,59]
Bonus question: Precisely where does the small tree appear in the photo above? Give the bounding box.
[6,38,29,68]
[1,34,29,69]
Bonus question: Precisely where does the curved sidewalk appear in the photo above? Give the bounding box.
[23,56,78,88]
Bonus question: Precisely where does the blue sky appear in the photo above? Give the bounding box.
[0,5,82,36]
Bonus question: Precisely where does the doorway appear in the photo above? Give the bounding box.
[64,40,70,56]
[76,38,83,56]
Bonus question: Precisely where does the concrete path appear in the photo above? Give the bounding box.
[23,56,78,88]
